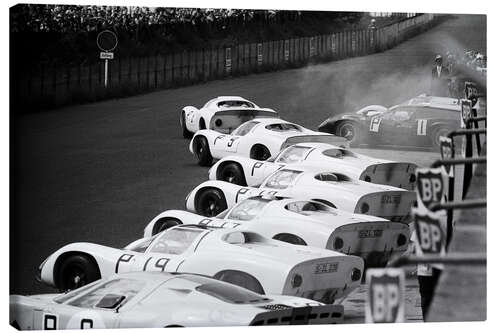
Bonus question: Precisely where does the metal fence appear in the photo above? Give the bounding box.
[13,13,438,111]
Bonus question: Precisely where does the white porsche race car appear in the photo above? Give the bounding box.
[145,197,410,267]
[38,225,363,304]
[185,165,416,223]
[181,96,278,138]
[209,142,418,190]
[11,272,344,329]
[189,118,348,166]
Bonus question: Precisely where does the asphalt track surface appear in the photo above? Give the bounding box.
[11,14,486,323]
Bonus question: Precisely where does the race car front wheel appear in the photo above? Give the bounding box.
[153,217,183,235]
[218,162,247,186]
[250,144,271,161]
[193,136,213,166]
[195,188,228,217]
[57,254,100,291]
[432,126,452,149]
[336,121,359,144]
[180,111,191,139]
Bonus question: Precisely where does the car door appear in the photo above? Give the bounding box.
[375,107,416,145]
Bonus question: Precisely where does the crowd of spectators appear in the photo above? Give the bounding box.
[10,4,295,34]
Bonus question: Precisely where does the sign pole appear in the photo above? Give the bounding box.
[104,58,109,88]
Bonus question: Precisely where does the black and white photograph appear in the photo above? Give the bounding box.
[7,0,491,330]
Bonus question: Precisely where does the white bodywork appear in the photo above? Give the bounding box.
[145,197,410,267]
[182,96,278,134]
[39,226,363,304]
[210,142,418,190]
[11,272,345,329]
[189,118,348,162]
[186,165,416,223]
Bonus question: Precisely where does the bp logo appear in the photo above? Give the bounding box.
[414,211,445,254]
[416,168,445,210]
[439,136,454,176]
[365,268,405,323]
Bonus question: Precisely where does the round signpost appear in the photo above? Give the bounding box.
[97,30,118,88]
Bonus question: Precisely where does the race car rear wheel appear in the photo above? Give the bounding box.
[153,217,183,235]
[57,254,100,291]
[214,270,265,294]
[180,111,191,139]
[432,126,452,149]
[218,162,247,186]
[250,144,271,161]
[193,136,213,166]
[273,233,307,246]
[336,121,359,145]
[195,188,228,217]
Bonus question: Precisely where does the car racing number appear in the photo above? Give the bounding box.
[235,187,278,203]
[365,268,405,323]
[198,218,240,228]
[369,117,382,132]
[115,254,170,273]
[416,119,428,136]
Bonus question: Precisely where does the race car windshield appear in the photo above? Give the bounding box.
[265,123,303,132]
[275,146,311,163]
[149,228,204,255]
[173,275,271,304]
[65,278,146,309]
[232,120,259,136]
[263,169,303,189]
[227,197,270,221]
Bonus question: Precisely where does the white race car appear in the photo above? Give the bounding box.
[38,225,363,304]
[185,165,416,223]
[11,272,344,329]
[181,96,278,138]
[145,197,410,267]
[189,118,348,166]
[209,142,418,190]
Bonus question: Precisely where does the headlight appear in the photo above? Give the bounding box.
[291,274,303,288]
[397,234,407,247]
[361,202,370,213]
[351,268,362,282]
[334,237,344,250]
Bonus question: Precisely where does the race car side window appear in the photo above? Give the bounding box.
[66,278,146,309]
[263,169,303,189]
[265,123,303,132]
[275,146,311,163]
[148,228,205,255]
[232,121,259,136]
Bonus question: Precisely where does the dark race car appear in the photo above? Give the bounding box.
[318,95,461,149]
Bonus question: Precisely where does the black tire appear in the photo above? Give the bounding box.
[218,163,247,186]
[180,112,191,139]
[273,233,307,246]
[195,188,228,217]
[153,217,183,235]
[432,126,452,149]
[336,121,359,145]
[250,144,271,161]
[214,270,265,294]
[57,254,100,291]
[192,136,213,166]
